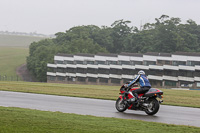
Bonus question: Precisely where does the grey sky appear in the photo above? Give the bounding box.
[0,0,199,35]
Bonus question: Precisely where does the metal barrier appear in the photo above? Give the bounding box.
[0,75,35,81]
[0,75,21,81]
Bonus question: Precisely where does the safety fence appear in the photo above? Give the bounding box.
[0,75,34,82]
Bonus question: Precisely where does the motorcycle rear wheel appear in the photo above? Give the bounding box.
[144,98,160,115]
[115,97,128,112]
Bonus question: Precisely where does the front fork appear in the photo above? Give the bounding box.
[119,92,129,105]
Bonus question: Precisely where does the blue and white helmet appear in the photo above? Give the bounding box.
[138,70,145,75]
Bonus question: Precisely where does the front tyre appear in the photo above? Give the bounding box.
[115,97,128,112]
[144,98,160,115]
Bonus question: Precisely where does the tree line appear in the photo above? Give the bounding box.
[27,15,200,81]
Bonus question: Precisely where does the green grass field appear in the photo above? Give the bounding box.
[0,47,29,77]
[0,81,200,108]
[0,34,46,47]
[0,34,46,78]
[0,106,199,133]
[0,34,45,79]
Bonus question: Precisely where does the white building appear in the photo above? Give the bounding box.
[47,52,200,89]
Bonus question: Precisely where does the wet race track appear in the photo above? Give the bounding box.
[0,91,199,127]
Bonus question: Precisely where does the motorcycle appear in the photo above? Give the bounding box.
[115,83,163,115]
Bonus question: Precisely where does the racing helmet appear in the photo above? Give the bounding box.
[138,70,145,75]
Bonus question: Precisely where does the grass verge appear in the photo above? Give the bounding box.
[0,106,199,133]
[0,81,200,108]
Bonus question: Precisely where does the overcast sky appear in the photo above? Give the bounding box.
[0,0,199,35]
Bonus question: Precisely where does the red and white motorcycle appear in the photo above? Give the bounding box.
[116,83,163,115]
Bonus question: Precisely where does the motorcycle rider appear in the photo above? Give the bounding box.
[125,70,151,103]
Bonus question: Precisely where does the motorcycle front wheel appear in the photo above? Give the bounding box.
[144,98,160,115]
[115,97,128,112]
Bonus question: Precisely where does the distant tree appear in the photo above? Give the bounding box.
[110,19,133,53]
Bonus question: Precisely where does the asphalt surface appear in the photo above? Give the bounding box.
[0,91,199,127]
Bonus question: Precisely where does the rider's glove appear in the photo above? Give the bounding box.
[124,83,128,88]
[123,84,130,91]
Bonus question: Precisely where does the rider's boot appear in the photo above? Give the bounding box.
[135,97,142,107]
[133,93,142,107]
[133,93,139,102]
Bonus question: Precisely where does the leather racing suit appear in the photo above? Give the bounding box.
[127,74,151,101]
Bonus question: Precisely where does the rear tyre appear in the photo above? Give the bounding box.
[144,98,160,115]
[115,97,128,112]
